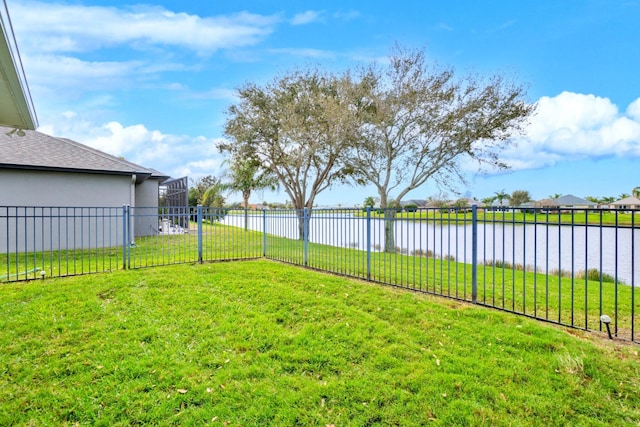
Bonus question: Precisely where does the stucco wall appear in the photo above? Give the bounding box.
[1,205,124,254]
[0,169,161,253]
[132,178,161,237]
[135,179,160,208]
[0,169,133,206]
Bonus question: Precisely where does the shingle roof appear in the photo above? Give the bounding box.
[0,125,168,181]
[549,194,596,206]
[611,196,640,206]
[400,199,426,207]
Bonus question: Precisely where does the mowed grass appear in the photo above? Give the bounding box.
[1,260,639,426]
[371,209,640,227]
[3,223,639,341]
[265,236,639,341]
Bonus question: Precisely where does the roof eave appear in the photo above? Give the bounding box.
[0,2,38,130]
[0,163,152,179]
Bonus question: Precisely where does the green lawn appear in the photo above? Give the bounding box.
[367,209,640,228]
[3,223,639,342]
[1,261,638,426]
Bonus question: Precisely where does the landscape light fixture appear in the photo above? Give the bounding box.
[600,314,612,339]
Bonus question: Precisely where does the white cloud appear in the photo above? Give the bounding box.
[268,48,335,59]
[11,1,280,55]
[526,92,618,141]
[37,113,226,179]
[499,92,640,171]
[23,54,143,92]
[291,11,323,25]
[628,98,640,121]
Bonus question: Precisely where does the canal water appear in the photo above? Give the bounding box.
[223,212,639,286]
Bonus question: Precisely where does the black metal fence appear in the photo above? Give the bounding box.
[2,205,638,343]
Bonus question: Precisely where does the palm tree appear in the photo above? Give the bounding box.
[363,196,376,209]
[632,187,640,199]
[601,196,615,204]
[201,180,226,208]
[494,190,509,207]
[224,155,278,231]
[482,196,496,206]
[585,196,600,204]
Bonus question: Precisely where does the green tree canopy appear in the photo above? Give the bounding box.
[363,196,376,208]
[221,147,279,230]
[222,68,357,238]
[189,175,224,207]
[510,190,531,206]
[345,45,534,250]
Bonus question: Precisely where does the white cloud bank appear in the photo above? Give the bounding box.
[38,113,225,180]
[39,91,640,182]
[11,1,280,55]
[500,92,640,171]
[9,1,282,102]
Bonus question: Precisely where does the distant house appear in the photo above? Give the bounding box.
[450,198,485,208]
[535,198,556,209]
[424,199,448,208]
[400,199,427,208]
[546,194,597,210]
[490,198,512,211]
[610,196,640,211]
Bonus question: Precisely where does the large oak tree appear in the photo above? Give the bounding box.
[347,46,535,251]
[222,68,356,239]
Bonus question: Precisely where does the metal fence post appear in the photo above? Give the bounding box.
[262,209,267,257]
[197,205,203,263]
[471,204,478,303]
[303,207,309,266]
[366,206,371,280]
[122,204,129,270]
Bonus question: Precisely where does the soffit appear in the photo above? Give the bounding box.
[0,2,37,130]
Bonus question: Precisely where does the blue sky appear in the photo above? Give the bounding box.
[8,0,640,205]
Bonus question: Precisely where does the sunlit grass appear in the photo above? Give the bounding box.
[3,221,639,341]
[1,261,638,425]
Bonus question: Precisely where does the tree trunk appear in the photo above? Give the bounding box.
[383,208,397,253]
[243,192,250,231]
[296,208,310,241]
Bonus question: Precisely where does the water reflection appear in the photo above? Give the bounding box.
[223,212,639,286]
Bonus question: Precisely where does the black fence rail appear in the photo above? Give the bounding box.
[1,205,638,343]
